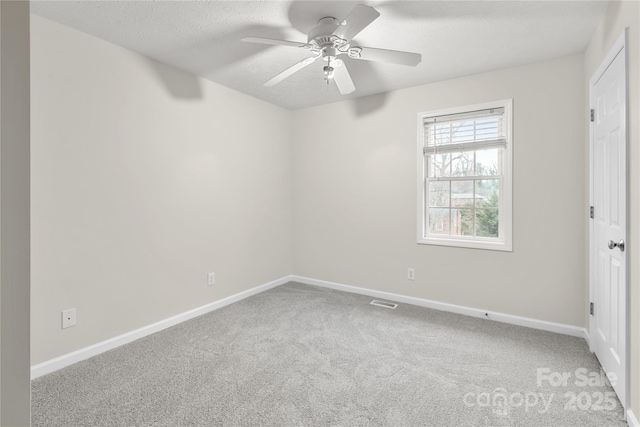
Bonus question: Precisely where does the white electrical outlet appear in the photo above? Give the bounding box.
[407,268,415,281]
[208,272,215,286]
[62,308,76,329]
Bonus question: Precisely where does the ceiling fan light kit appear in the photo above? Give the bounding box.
[241,4,422,95]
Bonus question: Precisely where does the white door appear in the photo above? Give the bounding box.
[590,31,627,409]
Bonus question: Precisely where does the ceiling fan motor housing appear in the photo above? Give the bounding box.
[322,47,338,61]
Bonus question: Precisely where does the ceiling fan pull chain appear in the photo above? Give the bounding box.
[324,55,335,83]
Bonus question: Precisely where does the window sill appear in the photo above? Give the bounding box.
[417,236,512,252]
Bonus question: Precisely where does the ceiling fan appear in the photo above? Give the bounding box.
[241,4,422,95]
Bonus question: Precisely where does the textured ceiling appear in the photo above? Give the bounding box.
[30,1,610,110]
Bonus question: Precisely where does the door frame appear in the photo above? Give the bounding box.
[588,28,629,412]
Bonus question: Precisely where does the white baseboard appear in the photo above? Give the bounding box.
[291,275,587,339]
[32,274,590,379]
[31,275,293,379]
[582,328,591,347]
[628,409,640,427]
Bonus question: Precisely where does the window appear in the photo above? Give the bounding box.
[417,100,512,251]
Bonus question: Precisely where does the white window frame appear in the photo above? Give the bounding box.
[416,99,513,251]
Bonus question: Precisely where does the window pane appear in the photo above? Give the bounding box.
[428,208,449,235]
[476,209,499,238]
[452,209,474,236]
[475,180,499,207]
[476,148,500,176]
[451,180,474,207]
[428,181,450,207]
[451,151,474,177]
[431,153,450,177]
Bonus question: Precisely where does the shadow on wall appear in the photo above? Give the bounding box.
[143,58,203,100]
[351,92,388,116]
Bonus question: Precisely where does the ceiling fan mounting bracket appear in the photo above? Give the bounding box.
[347,46,362,59]
[317,16,339,25]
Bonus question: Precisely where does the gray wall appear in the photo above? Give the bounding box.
[292,54,587,327]
[30,15,292,365]
[1,2,31,425]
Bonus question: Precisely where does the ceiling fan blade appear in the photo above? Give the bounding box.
[264,56,319,87]
[334,5,380,41]
[352,46,422,66]
[333,62,355,95]
[241,36,311,50]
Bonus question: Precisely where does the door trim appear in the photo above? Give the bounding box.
[588,28,629,411]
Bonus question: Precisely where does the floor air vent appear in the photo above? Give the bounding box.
[370,300,398,309]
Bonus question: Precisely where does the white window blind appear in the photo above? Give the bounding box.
[423,107,506,155]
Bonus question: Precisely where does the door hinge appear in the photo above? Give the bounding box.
[590,206,594,219]
[590,109,595,122]
[590,302,594,316]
